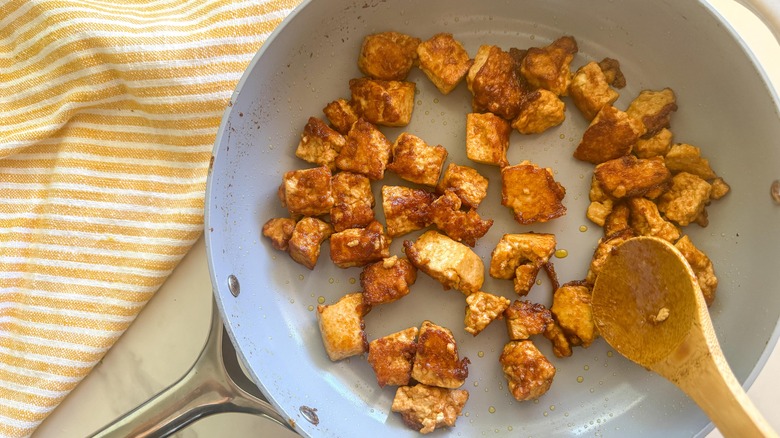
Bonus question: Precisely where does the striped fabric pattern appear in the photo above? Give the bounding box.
[0,0,299,436]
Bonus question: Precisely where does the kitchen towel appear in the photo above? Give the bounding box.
[0,0,299,436]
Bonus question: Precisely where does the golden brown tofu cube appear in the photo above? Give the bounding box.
[512,89,566,134]
[467,45,528,119]
[330,172,375,232]
[598,57,626,88]
[411,320,470,388]
[430,191,493,247]
[504,300,553,340]
[358,31,421,81]
[499,340,556,401]
[520,36,578,96]
[381,185,436,237]
[349,78,415,127]
[585,228,636,284]
[404,230,484,295]
[360,256,417,306]
[675,235,718,306]
[295,117,346,170]
[336,118,392,180]
[329,220,391,268]
[317,292,370,361]
[657,172,713,227]
[664,143,717,180]
[543,319,573,358]
[323,99,359,135]
[464,291,511,336]
[417,33,472,95]
[436,163,489,209]
[634,128,672,159]
[594,155,671,199]
[281,166,334,217]
[391,384,469,434]
[262,217,296,251]
[710,177,731,200]
[628,197,681,242]
[551,283,597,347]
[387,132,448,186]
[466,112,511,167]
[626,88,678,137]
[574,105,645,164]
[603,202,631,237]
[489,233,556,296]
[501,161,567,224]
[586,199,613,227]
[368,326,418,387]
[288,217,334,270]
[568,61,620,121]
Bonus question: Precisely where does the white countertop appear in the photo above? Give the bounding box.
[32,1,780,437]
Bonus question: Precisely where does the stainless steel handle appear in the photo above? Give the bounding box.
[88,300,292,438]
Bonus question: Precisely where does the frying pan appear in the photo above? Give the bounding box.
[95,0,780,436]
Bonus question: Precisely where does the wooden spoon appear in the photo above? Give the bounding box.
[591,236,777,438]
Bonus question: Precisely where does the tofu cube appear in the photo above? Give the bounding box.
[467,45,527,119]
[489,233,556,296]
[625,88,678,137]
[329,220,391,268]
[593,155,671,199]
[499,340,556,401]
[436,163,489,209]
[543,319,573,358]
[504,300,553,340]
[603,202,631,237]
[335,118,392,180]
[358,31,421,81]
[430,190,493,247]
[404,230,484,295]
[568,61,619,121]
[360,256,417,306]
[464,291,511,336]
[323,99,359,135]
[675,235,718,306]
[349,78,415,127]
[391,384,469,434]
[330,171,375,232]
[634,127,672,159]
[628,197,681,242]
[598,57,626,88]
[281,166,334,217]
[316,292,370,361]
[657,172,713,227]
[511,89,566,134]
[417,33,472,94]
[288,217,334,270]
[295,117,346,170]
[381,185,436,237]
[466,112,511,167]
[411,320,470,388]
[585,228,635,284]
[261,217,296,251]
[710,177,731,200]
[387,132,448,186]
[551,283,597,347]
[664,143,717,180]
[500,161,567,224]
[574,105,646,164]
[519,36,578,96]
[368,326,418,387]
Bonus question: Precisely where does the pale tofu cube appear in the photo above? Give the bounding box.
[335,118,392,180]
[387,132,448,186]
[295,117,346,170]
[391,384,469,434]
[323,99,359,135]
[281,166,334,217]
[349,78,415,127]
[499,340,556,401]
[504,300,553,340]
[664,143,717,180]
[594,155,671,199]
[489,233,556,296]
[675,235,718,306]
[519,36,578,96]
[467,45,527,119]
[330,172,375,232]
[360,256,417,306]
[404,230,484,295]
[358,31,421,81]
[436,163,489,209]
[417,33,472,95]
[368,326,418,387]
[262,217,296,251]
[430,191,493,247]
[629,197,681,242]
[317,293,370,361]
[329,220,391,268]
[411,320,470,388]
[586,200,613,227]
[568,61,619,121]
[287,217,334,270]
[551,283,597,347]
[511,89,566,134]
[381,185,436,237]
[573,105,645,164]
[657,172,713,227]
[501,161,566,224]
[634,128,672,159]
[464,291,510,336]
[625,88,678,137]
[466,112,511,167]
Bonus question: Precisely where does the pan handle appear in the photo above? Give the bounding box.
[733,0,780,43]
[87,300,293,438]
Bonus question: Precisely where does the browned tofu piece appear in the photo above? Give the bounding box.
[625,88,678,138]
[657,172,712,227]
[594,155,671,199]
[360,256,417,306]
[586,175,614,226]
[467,45,528,119]
[504,300,553,340]
[675,235,718,306]
[288,217,334,270]
[710,177,731,200]
[368,326,418,387]
[628,197,681,242]
[330,172,375,232]
[585,228,636,284]
[317,292,370,361]
[574,105,646,164]
[391,384,469,434]
[519,36,578,96]
[603,202,631,237]
[436,163,489,209]
[329,220,391,268]
[262,217,296,251]
[349,78,415,127]
[417,33,472,95]
[551,283,597,347]
[387,132,448,186]
[358,31,421,81]
[598,57,626,88]
[499,340,556,401]
[281,166,334,217]
[411,320,470,388]
[381,185,436,237]
[489,233,556,296]
[295,117,346,170]
[464,291,511,336]
[664,143,717,180]
[501,161,567,224]
[634,128,672,159]
[323,99,359,135]
[511,89,566,134]
[568,61,619,121]
[430,191,493,247]
[543,319,572,358]
[336,118,392,180]
[466,112,511,167]
[404,230,484,294]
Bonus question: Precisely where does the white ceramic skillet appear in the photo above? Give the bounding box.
[200,1,780,437]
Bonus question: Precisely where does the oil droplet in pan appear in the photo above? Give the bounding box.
[554,249,569,258]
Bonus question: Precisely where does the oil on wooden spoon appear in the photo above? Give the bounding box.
[591,236,777,437]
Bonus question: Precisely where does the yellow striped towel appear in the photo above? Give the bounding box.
[0,0,299,436]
